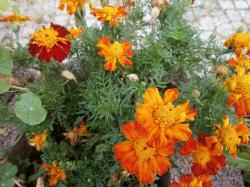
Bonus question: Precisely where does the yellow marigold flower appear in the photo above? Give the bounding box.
[69,27,84,39]
[28,130,47,151]
[90,3,126,26]
[225,32,250,56]
[207,116,250,159]
[58,0,85,15]
[41,161,66,186]
[224,67,250,117]
[63,120,87,145]
[0,13,30,22]
[97,37,133,71]
[136,88,197,143]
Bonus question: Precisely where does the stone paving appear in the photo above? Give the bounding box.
[185,0,250,41]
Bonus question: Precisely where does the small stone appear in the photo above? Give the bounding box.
[216,23,234,38]
[193,8,206,17]
[219,1,234,9]
[235,0,249,9]
[226,9,242,21]
[183,10,195,22]
[213,15,229,26]
[199,17,215,30]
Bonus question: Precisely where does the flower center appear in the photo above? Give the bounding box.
[103,7,118,19]
[218,126,240,146]
[233,75,250,98]
[31,28,66,50]
[109,42,124,57]
[153,105,176,128]
[134,139,155,161]
[192,146,210,165]
[189,178,203,187]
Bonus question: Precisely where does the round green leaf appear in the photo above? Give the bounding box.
[0,163,17,179]
[15,92,47,125]
[0,47,13,76]
[0,80,11,94]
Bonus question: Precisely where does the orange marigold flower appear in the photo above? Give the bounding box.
[180,133,226,176]
[28,130,47,151]
[227,55,250,73]
[28,23,71,63]
[170,174,211,187]
[136,88,197,143]
[224,67,250,117]
[90,3,126,26]
[113,121,174,184]
[224,32,250,56]
[69,27,84,39]
[0,13,30,22]
[58,0,84,15]
[41,161,66,186]
[206,115,250,159]
[63,120,87,145]
[97,37,133,71]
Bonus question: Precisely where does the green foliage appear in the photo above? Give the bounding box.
[15,92,47,125]
[0,163,17,187]
[0,47,13,76]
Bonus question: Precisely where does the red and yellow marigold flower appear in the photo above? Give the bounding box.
[170,174,211,187]
[136,88,197,143]
[224,67,250,117]
[0,13,30,22]
[90,3,126,26]
[58,0,85,15]
[113,121,174,184]
[28,23,71,63]
[180,133,226,176]
[206,115,250,159]
[97,37,133,71]
[69,27,84,39]
[41,161,66,186]
[224,32,250,56]
[28,130,47,151]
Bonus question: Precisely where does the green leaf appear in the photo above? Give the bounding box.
[0,47,13,76]
[15,92,47,125]
[226,152,250,171]
[0,0,9,13]
[0,179,14,187]
[243,171,250,183]
[0,80,11,94]
[0,163,17,187]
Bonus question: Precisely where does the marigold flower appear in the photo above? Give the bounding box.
[28,23,71,63]
[69,27,84,39]
[58,0,84,15]
[28,130,47,151]
[170,174,211,187]
[41,161,66,186]
[90,3,126,26]
[136,88,197,143]
[227,56,250,73]
[224,32,250,56]
[206,116,250,159]
[97,37,133,71]
[224,68,250,117]
[63,120,87,145]
[180,133,226,176]
[113,121,174,184]
[0,13,30,22]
